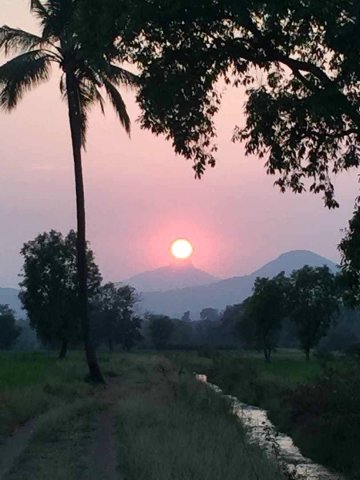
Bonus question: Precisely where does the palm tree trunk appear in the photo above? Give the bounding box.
[66,72,104,384]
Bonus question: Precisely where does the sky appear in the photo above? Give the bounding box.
[0,0,358,288]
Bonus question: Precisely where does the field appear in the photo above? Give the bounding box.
[0,351,283,480]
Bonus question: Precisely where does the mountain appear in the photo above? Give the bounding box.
[0,288,23,318]
[138,250,338,318]
[252,250,337,278]
[124,261,219,292]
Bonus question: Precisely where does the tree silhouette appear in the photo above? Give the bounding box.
[289,266,339,361]
[240,273,290,362]
[19,230,102,359]
[0,1,137,382]
[103,0,360,208]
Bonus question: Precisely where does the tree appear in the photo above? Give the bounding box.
[91,283,142,351]
[200,308,219,322]
[96,0,360,208]
[181,311,191,322]
[148,315,175,350]
[0,1,137,382]
[240,273,290,362]
[339,207,360,307]
[289,266,339,361]
[0,305,20,349]
[19,230,101,359]
[220,304,245,347]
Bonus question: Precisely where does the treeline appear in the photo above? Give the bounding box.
[139,268,360,361]
[0,231,143,357]
[1,223,360,359]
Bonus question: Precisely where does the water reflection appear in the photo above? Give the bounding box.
[196,375,344,480]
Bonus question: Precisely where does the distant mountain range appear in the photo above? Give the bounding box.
[136,250,338,318]
[0,250,337,320]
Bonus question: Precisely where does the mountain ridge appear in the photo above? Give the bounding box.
[1,250,338,319]
[138,250,338,317]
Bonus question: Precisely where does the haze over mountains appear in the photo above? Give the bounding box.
[130,250,338,318]
[0,250,337,319]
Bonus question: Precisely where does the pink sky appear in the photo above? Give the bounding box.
[0,0,358,287]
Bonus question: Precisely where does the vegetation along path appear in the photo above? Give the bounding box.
[0,352,285,480]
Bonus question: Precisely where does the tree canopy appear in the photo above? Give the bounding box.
[289,266,339,360]
[148,314,175,350]
[19,230,102,358]
[239,273,290,361]
[87,0,360,208]
[91,283,142,351]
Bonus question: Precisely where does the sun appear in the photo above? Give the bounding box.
[171,239,193,260]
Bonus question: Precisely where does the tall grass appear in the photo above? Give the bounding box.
[115,360,283,480]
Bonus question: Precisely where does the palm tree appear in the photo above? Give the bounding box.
[0,0,137,383]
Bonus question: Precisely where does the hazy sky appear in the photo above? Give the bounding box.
[0,0,358,288]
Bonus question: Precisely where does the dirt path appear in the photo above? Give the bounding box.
[0,383,121,480]
[88,410,118,480]
[0,378,143,480]
[0,419,37,479]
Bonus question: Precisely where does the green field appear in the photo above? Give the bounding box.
[0,351,284,480]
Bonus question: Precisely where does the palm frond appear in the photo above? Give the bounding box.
[0,50,52,111]
[0,26,46,55]
[102,79,131,135]
[41,0,74,41]
[106,64,138,88]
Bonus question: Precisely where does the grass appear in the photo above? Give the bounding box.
[0,352,99,441]
[0,351,284,480]
[0,352,59,388]
[115,355,283,480]
[169,349,360,479]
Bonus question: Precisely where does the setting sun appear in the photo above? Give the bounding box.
[170,239,193,260]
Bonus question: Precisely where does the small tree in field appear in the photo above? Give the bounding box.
[240,273,290,362]
[91,283,142,351]
[289,266,339,361]
[148,315,175,350]
[20,230,101,359]
[0,305,20,349]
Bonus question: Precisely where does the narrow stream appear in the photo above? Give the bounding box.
[195,374,344,480]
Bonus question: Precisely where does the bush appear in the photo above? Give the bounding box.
[286,368,360,478]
